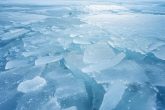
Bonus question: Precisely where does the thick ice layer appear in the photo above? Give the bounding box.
[35,55,63,66]
[100,80,127,110]
[17,76,46,93]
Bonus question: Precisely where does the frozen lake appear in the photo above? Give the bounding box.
[0,1,165,110]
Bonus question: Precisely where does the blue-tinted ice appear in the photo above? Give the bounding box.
[0,0,165,110]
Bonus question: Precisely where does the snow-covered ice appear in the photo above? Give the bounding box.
[17,76,46,93]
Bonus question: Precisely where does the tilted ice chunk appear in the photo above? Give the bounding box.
[153,45,165,60]
[17,76,46,93]
[94,60,148,84]
[0,28,28,40]
[35,55,63,66]
[100,80,127,110]
[82,42,125,73]
[83,42,115,64]
[114,84,157,110]
[64,52,86,71]
[82,52,125,73]
[5,59,30,70]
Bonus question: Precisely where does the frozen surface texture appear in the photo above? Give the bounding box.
[0,0,165,110]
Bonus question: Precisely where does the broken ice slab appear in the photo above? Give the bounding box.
[0,28,29,41]
[152,45,165,60]
[35,55,63,66]
[17,76,46,93]
[82,52,125,73]
[83,42,116,64]
[114,83,157,110]
[5,59,32,70]
[82,42,125,73]
[64,52,86,72]
[64,48,125,74]
[100,80,127,110]
[94,60,148,85]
